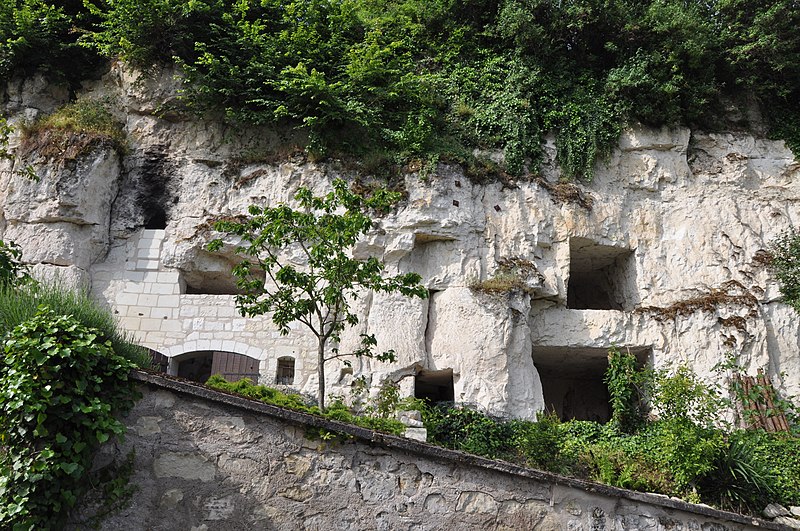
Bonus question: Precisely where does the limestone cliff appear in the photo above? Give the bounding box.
[2,64,799,420]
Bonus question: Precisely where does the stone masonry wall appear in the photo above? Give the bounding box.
[73,371,786,531]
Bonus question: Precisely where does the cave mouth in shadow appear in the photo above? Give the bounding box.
[532,346,651,422]
[415,369,454,404]
[567,238,635,311]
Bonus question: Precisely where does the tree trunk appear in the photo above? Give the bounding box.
[317,335,326,412]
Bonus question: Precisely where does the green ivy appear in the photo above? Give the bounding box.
[769,229,800,313]
[0,307,139,530]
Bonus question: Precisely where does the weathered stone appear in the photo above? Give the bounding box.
[160,489,184,509]
[764,504,791,519]
[203,496,236,521]
[3,62,800,421]
[132,416,162,436]
[791,507,800,518]
[773,516,800,529]
[456,491,499,515]
[71,376,779,530]
[403,427,428,442]
[153,452,216,482]
[278,486,313,502]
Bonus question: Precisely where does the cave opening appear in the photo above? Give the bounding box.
[532,346,651,422]
[567,238,635,310]
[415,369,454,404]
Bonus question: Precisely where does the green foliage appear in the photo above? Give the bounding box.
[419,360,800,515]
[769,229,800,314]
[0,280,150,366]
[605,347,647,433]
[740,429,800,507]
[649,364,727,428]
[371,379,401,419]
[0,239,31,288]
[0,307,139,530]
[205,375,406,436]
[697,431,777,513]
[0,0,102,85]
[5,1,800,177]
[20,98,127,160]
[422,403,517,459]
[207,179,426,410]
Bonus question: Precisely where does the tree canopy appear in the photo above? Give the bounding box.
[208,179,427,410]
[2,0,799,178]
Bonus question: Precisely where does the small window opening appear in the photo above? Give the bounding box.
[180,253,265,296]
[567,238,635,310]
[533,346,650,422]
[276,356,295,385]
[415,369,454,404]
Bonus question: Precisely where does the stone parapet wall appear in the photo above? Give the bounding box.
[75,371,786,531]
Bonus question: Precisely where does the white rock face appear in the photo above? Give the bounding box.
[2,64,799,419]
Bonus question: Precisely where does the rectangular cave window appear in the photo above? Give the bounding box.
[276,357,295,385]
[415,369,454,404]
[181,271,244,295]
[532,346,650,422]
[567,238,636,310]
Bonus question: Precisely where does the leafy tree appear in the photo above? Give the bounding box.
[0,0,101,85]
[0,239,31,288]
[207,179,427,411]
[769,229,800,313]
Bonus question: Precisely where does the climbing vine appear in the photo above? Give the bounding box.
[0,307,139,530]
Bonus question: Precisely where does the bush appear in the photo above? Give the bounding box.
[0,281,149,366]
[0,0,102,85]
[0,307,139,529]
[697,431,777,513]
[422,404,517,459]
[0,239,32,288]
[769,229,800,313]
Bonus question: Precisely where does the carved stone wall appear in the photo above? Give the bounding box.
[2,64,800,419]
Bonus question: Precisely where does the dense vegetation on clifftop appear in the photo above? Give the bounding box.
[2,0,799,178]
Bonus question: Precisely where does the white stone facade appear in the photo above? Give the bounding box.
[2,65,800,420]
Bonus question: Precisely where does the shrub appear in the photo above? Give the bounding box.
[697,431,777,513]
[605,347,648,433]
[0,0,102,85]
[0,281,149,366]
[0,240,32,288]
[769,229,800,313]
[422,404,516,459]
[0,307,139,529]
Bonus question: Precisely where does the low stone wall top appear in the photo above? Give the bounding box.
[74,371,787,530]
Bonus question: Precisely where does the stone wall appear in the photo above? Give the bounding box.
[73,371,786,531]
